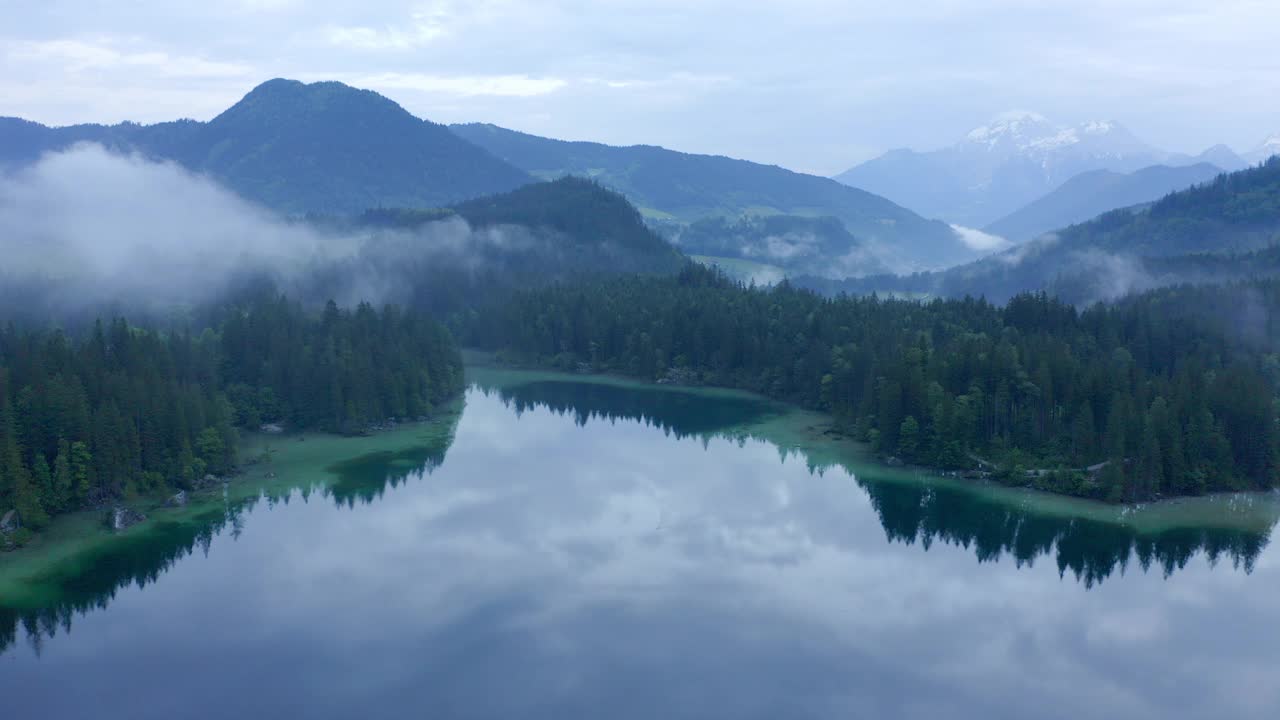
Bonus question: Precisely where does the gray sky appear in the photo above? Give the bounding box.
[3,0,1279,175]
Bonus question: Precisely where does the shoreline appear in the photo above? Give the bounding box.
[4,365,1278,599]
[0,400,464,604]
[468,362,1280,535]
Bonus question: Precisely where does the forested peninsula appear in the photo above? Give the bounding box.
[466,265,1280,502]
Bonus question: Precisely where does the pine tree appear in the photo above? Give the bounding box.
[32,454,54,516]
[53,441,73,512]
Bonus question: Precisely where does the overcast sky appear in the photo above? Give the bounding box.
[3,0,1279,175]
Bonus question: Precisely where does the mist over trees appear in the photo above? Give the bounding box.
[0,148,687,543]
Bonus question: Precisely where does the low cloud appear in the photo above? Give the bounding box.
[950,224,1010,253]
[997,232,1059,266]
[0,144,337,306]
[1062,249,1155,304]
[0,144,541,317]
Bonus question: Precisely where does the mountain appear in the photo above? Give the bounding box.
[449,122,976,271]
[983,162,1223,243]
[1247,134,1280,164]
[451,176,684,270]
[1177,144,1247,171]
[800,157,1280,305]
[0,79,532,215]
[834,112,1216,227]
[252,178,689,317]
[661,214,889,278]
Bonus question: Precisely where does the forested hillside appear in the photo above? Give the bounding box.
[808,157,1280,304]
[0,297,463,545]
[304,178,686,316]
[466,265,1279,502]
[664,214,889,278]
[983,162,1223,243]
[453,176,681,264]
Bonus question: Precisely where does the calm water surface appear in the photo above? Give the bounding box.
[2,371,1278,718]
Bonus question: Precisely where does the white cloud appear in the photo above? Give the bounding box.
[950,224,1011,252]
[320,0,510,51]
[2,1,1280,173]
[323,23,445,51]
[344,71,567,97]
[9,38,251,78]
[236,0,303,10]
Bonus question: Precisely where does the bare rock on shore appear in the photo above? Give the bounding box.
[107,506,147,532]
[193,473,226,490]
[1,509,19,534]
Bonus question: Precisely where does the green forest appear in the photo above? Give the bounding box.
[4,153,1280,549]
[465,265,1280,502]
[803,156,1280,304]
[0,296,463,545]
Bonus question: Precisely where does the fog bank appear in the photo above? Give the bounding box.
[0,144,539,318]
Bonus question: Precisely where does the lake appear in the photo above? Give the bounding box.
[2,367,1278,719]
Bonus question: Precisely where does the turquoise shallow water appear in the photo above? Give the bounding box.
[2,369,1278,719]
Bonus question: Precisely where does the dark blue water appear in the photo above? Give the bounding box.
[2,375,1278,719]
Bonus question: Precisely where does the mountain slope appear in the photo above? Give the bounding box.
[450,122,973,271]
[1178,144,1247,171]
[451,176,684,271]
[984,162,1223,243]
[802,157,1280,304]
[309,177,686,315]
[663,214,888,278]
[834,112,1214,227]
[0,79,532,215]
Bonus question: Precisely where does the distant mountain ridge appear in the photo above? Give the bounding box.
[983,162,1224,243]
[801,157,1280,305]
[450,122,979,271]
[835,112,1248,227]
[0,79,532,215]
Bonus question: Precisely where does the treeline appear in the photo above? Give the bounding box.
[0,297,463,541]
[466,265,1280,502]
[218,298,463,433]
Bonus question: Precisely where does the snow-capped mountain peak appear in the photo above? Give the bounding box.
[962,113,1141,158]
[1080,120,1116,135]
[835,111,1172,227]
[965,111,1054,147]
[1252,133,1280,161]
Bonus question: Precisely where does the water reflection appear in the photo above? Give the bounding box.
[480,376,1275,588]
[0,416,459,654]
[327,442,451,507]
[864,482,1268,587]
[0,503,240,654]
[1,371,1276,670]
[489,378,780,437]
